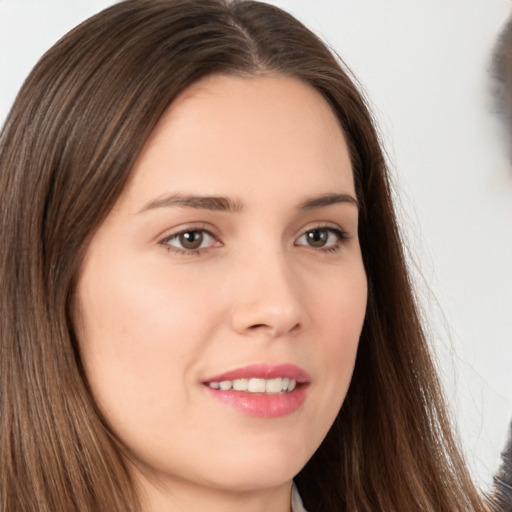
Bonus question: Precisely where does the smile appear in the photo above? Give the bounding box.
[207,377,297,393]
[203,364,309,417]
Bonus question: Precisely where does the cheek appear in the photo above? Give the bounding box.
[74,253,219,420]
[288,265,366,464]
[73,257,228,470]
[77,253,213,354]
[310,266,367,403]
[314,263,367,352]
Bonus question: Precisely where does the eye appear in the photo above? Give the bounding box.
[295,227,347,250]
[161,229,219,253]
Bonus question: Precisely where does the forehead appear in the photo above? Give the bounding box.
[123,74,354,209]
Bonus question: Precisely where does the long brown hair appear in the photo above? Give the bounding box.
[0,1,490,510]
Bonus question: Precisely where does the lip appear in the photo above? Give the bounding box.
[203,364,310,418]
[204,363,310,383]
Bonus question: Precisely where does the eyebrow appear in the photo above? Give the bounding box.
[299,193,358,210]
[137,192,358,214]
[138,194,244,214]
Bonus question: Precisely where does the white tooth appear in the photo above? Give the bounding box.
[265,378,283,394]
[287,379,296,392]
[232,379,248,391]
[209,382,220,389]
[219,380,232,391]
[248,378,266,393]
[281,378,290,391]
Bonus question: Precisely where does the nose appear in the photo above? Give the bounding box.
[229,251,309,339]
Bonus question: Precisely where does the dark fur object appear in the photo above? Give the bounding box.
[491,15,512,124]
[493,423,512,512]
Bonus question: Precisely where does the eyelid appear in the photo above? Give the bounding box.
[296,221,351,239]
[158,223,222,255]
[294,222,351,250]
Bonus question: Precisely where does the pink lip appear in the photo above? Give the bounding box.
[204,363,310,383]
[203,364,310,418]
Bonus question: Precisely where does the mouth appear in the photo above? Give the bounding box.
[206,377,297,394]
[203,364,310,418]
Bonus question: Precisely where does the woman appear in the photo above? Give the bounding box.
[0,0,509,510]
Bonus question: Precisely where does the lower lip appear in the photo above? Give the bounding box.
[205,385,308,418]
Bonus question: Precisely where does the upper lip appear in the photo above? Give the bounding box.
[204,363,310,383]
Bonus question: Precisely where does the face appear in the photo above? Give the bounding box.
[75,75,367,502]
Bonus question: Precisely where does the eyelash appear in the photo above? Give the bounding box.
[159,224,350,256]
[294,226,350,253]
[160,226,219,256]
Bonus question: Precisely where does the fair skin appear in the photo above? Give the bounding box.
[75,74,367,512]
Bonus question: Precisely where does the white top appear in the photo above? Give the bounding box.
[291,483,308,512]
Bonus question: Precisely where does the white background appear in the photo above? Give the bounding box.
[1,0,511,489]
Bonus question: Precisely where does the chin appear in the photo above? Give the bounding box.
[133,439,311,494]
[201,438,313,491]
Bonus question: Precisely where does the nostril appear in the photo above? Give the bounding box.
[246,322,301,337]
[249,324,268,330]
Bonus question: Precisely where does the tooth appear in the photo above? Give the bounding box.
[232,379,248,391]
[265,378,283,394]
[248,378,266,393]
[211,377,298,393]
[219,380,232,391]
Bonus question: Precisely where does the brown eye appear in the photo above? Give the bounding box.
[162,229,217,253]
[305,229,328,247]
[295,227,346,250]
[179,231,204,249]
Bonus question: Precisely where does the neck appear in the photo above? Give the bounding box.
[135,472,293,512]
